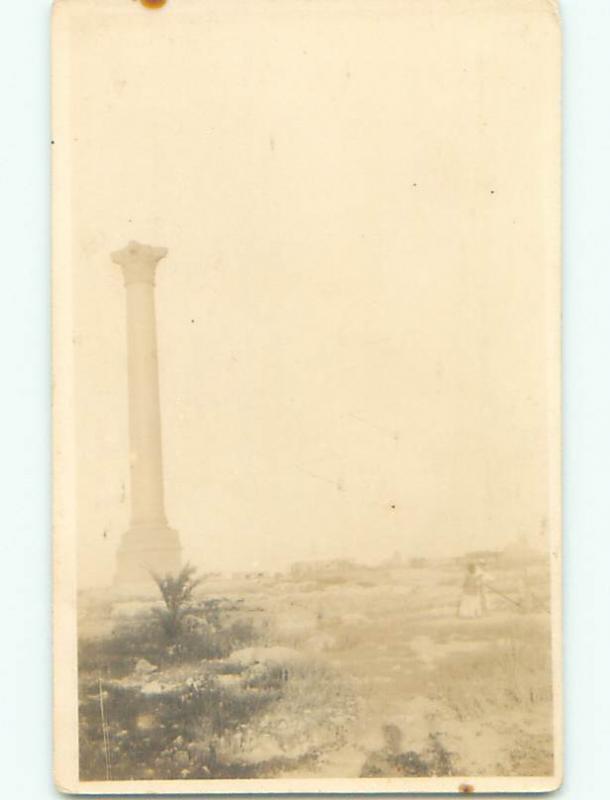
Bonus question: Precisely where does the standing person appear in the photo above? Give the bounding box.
[457,562,485,618]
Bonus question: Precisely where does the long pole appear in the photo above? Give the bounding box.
[98,675,112,780]
[483,583,521,608]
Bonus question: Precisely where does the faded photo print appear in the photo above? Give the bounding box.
[53,0,562,793]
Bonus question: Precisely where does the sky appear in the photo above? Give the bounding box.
[58,0,560,587]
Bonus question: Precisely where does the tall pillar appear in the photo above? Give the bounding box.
[111,241,181,587]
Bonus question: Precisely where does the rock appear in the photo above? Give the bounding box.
[133,658,158,676]
[140,681,164,695]
[140,680,180,696]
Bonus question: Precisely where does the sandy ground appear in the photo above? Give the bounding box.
[79,559,554,777]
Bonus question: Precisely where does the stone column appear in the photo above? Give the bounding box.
[111,241,181,587]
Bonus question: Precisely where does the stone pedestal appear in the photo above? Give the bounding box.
[111,241,181,589]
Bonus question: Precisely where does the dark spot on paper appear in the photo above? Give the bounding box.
[191,319,195,324]
[51,140,55,145]
[390,504,396,510]
[412,182,417,187]
[459,784,475,793]
[490,189,495,194]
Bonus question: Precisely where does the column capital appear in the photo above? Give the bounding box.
[111,240,168,286]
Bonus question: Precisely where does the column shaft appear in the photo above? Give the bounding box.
[111,241,181,589]
[125,281,167,527]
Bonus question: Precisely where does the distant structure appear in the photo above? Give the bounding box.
[290,559,357,579]
[111,241,181,587]
[463,549,501,565]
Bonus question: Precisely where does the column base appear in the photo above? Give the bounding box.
[113,525,182,593]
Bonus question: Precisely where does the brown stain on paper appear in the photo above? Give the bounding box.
[139,0,168,9]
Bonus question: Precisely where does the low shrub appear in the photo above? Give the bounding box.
[79,672,283,780]
[360,726,456,777]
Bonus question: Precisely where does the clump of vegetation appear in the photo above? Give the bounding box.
[78,564,297,780]
[425,732,456,775]
[432,630,552,722]
[151,563,202,641]
[78,671,283,780]
[360,725,456,777]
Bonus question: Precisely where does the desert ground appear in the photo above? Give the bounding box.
[77,555,554,781]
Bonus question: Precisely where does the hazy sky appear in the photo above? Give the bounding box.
[61,0,560,587]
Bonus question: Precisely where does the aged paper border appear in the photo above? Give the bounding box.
[52,0,563,793]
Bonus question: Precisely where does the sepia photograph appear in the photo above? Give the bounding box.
[52,0,562,793]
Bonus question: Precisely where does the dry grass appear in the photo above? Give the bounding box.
[432,630,552,722]
[77,560,555,780]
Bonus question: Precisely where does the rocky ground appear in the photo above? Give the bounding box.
[78,559,554,780]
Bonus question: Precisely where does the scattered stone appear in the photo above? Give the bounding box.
[140,680,172,695]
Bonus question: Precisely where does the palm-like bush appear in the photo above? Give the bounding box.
[151,563,201,641]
